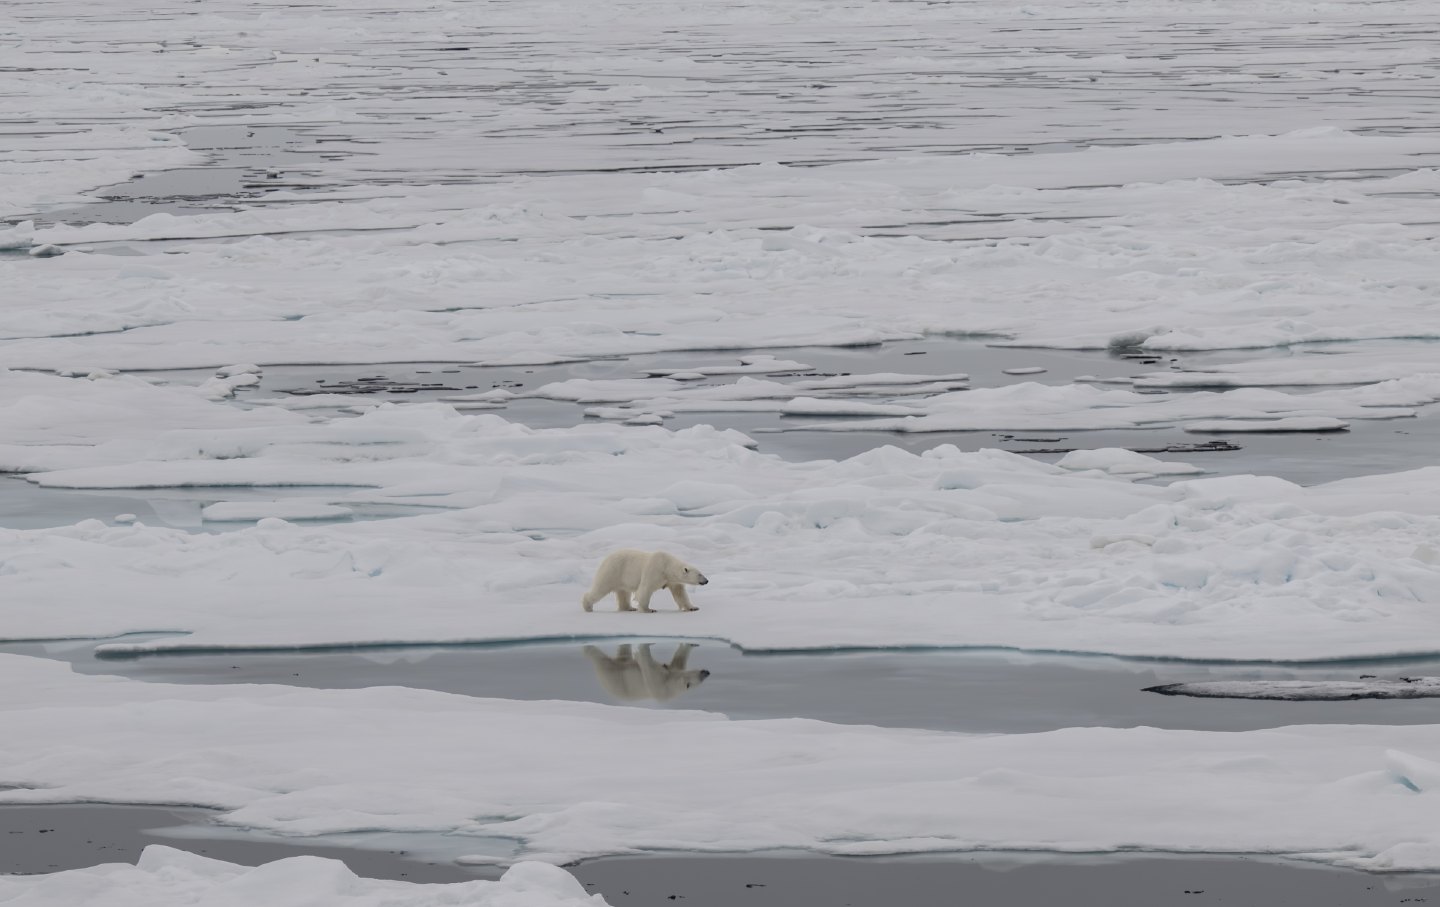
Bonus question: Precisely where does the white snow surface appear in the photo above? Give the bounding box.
[0,846,605,907]
[1,397,1438,661]
[4,0,1440,419]
[5,655,1440,871]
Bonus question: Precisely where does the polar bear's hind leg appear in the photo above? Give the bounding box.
[615,590,634,611]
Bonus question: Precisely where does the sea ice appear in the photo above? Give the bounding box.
[4,656,1440,870]
[201,502,354,522]
[0,404,1434,662]
[7,0,1440,887]
[0,845,605,907]
[1146,678,1440,700]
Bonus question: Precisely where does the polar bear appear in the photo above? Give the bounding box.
[581,549,708,613]
[583,643,711,702]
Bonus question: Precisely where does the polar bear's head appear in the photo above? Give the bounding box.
[677,563,709,586]
[659,553,707,586]
[655,666,711,701]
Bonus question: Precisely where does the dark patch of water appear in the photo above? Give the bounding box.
[34,125,334,227]
[9,637,1440,734]
[132,337,1440,486]
[10,337,1437,532]
[571,851,1440,907]
[0,804,481,882]
[0,477,433,532]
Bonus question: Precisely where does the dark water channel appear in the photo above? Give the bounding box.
[6,636,1439,735]
[29,125,337,228]
[0,478,439,532]
[151,336,1440,476]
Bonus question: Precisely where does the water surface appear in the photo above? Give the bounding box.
[8,637,1440,734]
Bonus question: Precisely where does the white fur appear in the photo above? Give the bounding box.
[583,643,710,702]
[581,548,708,613]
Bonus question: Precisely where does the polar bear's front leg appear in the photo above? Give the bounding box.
[636,563,665,613]
[668,584,698,611]
[669,643,696,668]
[635,644,666,696]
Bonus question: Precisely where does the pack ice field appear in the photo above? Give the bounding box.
[4,0,1440,903]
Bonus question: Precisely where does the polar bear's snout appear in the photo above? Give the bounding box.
[698,574,709,585]
[699,669,711,679]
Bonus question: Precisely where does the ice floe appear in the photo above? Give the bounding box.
[1146,678,1440,701]
[0,398,1436,661]
[0,845,604,907]
[6,655,1440,869]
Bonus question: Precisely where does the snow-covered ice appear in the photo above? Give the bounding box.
[1,402,1438,662]
[6,655,1440,871]
[0,846,605,907]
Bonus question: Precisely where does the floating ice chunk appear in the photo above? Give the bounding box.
[215,363,263,378]
[54,367,117,380]
[531,378,685,403]
[0,845,604,906]
[1057,448,1203,477]
[28,243,64,258]
[202,502,354,522]
[199,372,262,400]
[1003,367,1048,375]
[1146,679,1440,700]
[1366,839,1440,872]
[0,220,35,250]
[113,513,138,524]
[1183,417,1349,433]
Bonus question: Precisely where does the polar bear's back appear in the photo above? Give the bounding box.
[594,548,658,590]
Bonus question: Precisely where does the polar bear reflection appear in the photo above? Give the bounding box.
[583,643,711,703]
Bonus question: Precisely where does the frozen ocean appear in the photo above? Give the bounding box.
[4,0,1440,903]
